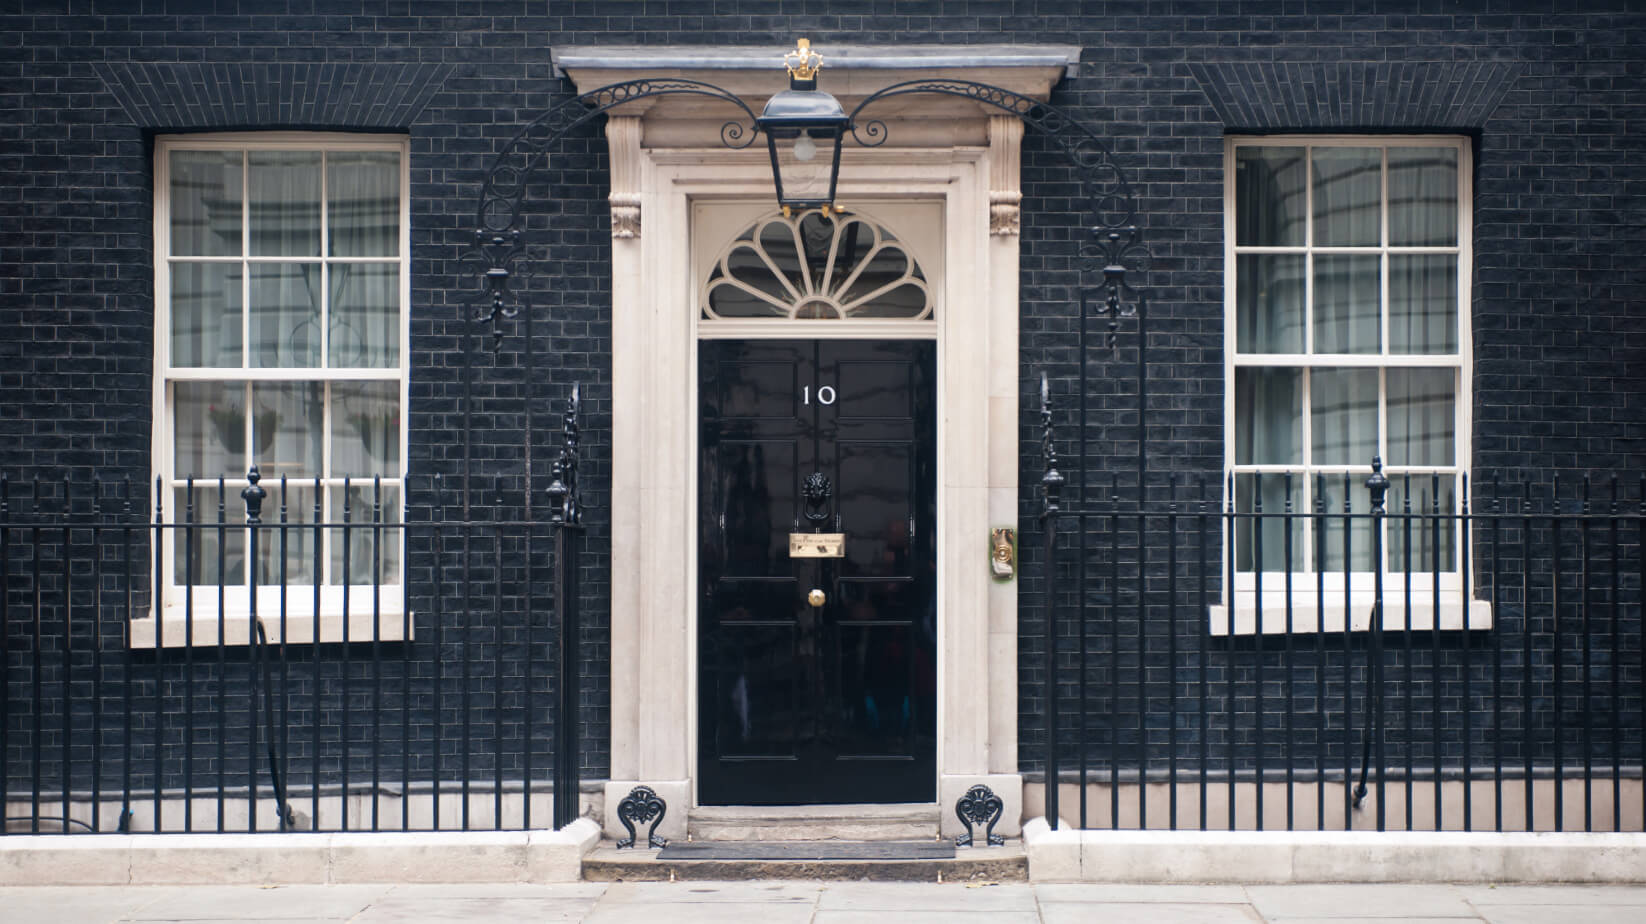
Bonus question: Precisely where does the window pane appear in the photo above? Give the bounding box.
[251,381,322,479]
[328,151,400,257]
[1312,147,1381,246]
[174,381,245,477]
[329,263,399,367]
[330,484,401,586]
[1316,473,1375,573]
[1235,367,1302,465]
[1388,368,1455,466]
[171,263,242,367]
[1313,254,1381,354]
[1388,147,1457,246]
[1235,146,1306,246]
[254,480,318,586]
[1388,476,1457,573]
[249,151,321,257]
[331,381,400,477]
[1236,253,1305,354]
[1311,368,1379,466]
[1235,473,1304,572]
[169,151,241,257]
[249,263,322,368]
[173,484,246,586]
[1390,254,1457,354]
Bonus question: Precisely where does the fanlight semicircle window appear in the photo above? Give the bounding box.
[701,209,933,321]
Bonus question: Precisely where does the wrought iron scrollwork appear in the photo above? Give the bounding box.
[847,79,1148,348]
[458,228,525,349]
[1038,373,1064,522]
[848,79,1138,234]
[954,784,1005,847]
[802,471,832,523]
[468,79,761,349]
[1084,225,1149,349]
[546,383,582,527]
[614,784,668,849]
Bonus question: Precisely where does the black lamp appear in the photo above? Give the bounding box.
[755,39,853,216]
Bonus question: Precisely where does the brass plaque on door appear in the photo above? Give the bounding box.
[789,532,845,558]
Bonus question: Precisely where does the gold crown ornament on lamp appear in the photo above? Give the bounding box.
[783,38,824,89]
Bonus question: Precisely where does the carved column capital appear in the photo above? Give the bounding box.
[988,115,1025,236]
[605,116,643,239]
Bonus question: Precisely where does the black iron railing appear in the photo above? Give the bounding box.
[1035,393,1644,833]
[0,399,587,836]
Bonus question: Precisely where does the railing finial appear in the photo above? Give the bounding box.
[241,466,266,524]
[1365,455,1389,516]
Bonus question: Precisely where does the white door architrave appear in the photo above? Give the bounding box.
[555,44,1076,840]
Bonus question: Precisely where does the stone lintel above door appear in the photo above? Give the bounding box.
[553,43,1079,148]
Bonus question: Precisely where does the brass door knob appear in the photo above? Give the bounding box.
[807,588,826,608]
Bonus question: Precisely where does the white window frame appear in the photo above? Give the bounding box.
[1215,134,1487,635]
[137,132,411,647]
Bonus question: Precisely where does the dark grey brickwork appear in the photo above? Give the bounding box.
[2,2,1644,803]
[95,63,453,131]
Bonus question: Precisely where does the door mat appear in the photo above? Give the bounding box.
[657,840,956,860]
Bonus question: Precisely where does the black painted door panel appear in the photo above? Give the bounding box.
[698,339,936,805]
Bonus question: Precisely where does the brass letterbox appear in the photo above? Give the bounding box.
[788,532,845,558]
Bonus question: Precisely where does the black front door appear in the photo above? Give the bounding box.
[698,339,936,805]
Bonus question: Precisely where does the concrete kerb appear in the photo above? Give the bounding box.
[1019,816,1646,883]
[0,818,602,885]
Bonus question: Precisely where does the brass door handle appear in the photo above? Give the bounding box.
[807,588,826,608]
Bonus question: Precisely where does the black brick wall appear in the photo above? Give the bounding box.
[2,2,1643,799]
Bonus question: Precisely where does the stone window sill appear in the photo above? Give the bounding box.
[1209,594,1492,636]
[131,588,410,648]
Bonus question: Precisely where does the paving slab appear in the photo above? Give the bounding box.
[1456,885,1646,905]
[1034,883,1251,903]
[350,897,599,923]
[1473,908,1646,924]
[120,884,390,921]
[814,912,1042,924]
[599,880,822,903]
[815,880,1037,911]
[0,886,180,924]
[1271,919,1479,924]
[380,882,609,900]
[581,900,819,924]
[122,919,344,924]
[1039,902,1263,924]
[1245,884,1475,919]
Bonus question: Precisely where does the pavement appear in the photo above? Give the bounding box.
[3,882,1646,924]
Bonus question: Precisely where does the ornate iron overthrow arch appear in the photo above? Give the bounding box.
[465,77,1150,344]
[463,79,761,344]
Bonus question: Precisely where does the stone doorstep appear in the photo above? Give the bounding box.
[580,840,1028,882]
[686,803,943,842]
[1019,817,1646,884]
[0,818,602,886]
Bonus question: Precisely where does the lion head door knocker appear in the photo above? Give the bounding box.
[802,471,832,525]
